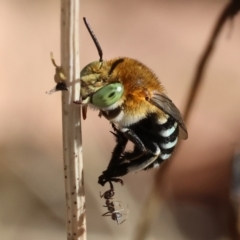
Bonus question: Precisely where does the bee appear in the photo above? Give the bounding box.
[80,18,188,186]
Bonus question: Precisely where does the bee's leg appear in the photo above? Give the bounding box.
[121,128,147,153]
[144,154,167,170]
[98,124,128,187]
[101,145,159,178]
[110,123,119,133]
[98,128,160,186]
[121,145,142,160]
[107,123,128,169]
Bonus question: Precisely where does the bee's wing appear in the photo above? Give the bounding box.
[149,92,188,139]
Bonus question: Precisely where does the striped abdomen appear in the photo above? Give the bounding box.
[129,113,179,169]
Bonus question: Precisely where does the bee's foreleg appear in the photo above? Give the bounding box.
[107,124,128,169]
[121,128,147,153]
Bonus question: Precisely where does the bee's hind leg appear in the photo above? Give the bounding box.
[98,128,160,186]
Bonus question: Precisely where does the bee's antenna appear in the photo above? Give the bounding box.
[83,17,103,62]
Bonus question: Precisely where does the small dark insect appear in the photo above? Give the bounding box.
[100,181,128,225]
[80,18,188,187]
[47,53,68,94]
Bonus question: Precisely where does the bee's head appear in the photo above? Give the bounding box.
[81,18,124,117]
[80,60,124,109]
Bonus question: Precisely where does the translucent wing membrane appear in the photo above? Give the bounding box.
[149,92,188,139]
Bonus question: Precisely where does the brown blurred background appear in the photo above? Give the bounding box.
[1,0,240,239]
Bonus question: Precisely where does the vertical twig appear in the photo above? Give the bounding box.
[61,0,86,239]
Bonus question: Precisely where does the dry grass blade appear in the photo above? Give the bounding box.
[183,0,240,120]
[61,0,87,239]
[133,1,240,239]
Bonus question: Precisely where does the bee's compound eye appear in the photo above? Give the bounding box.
[91,83,124,108]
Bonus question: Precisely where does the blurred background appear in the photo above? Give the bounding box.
[1,0,240,239]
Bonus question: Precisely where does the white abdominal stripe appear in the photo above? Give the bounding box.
[159,122,178,137]
[160,137,178,149]
[152,136,177,166]
[160,153,171,160]
[157,119,179,161]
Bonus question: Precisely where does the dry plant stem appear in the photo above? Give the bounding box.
[61,0,86,239]
[133,1,239,240]
[183,0,239,120]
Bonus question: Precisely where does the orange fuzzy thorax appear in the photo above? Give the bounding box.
[106,58,166,118]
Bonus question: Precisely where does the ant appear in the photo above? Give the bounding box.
[100,181,129,225]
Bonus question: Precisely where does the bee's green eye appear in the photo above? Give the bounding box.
[91,83,124,108]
